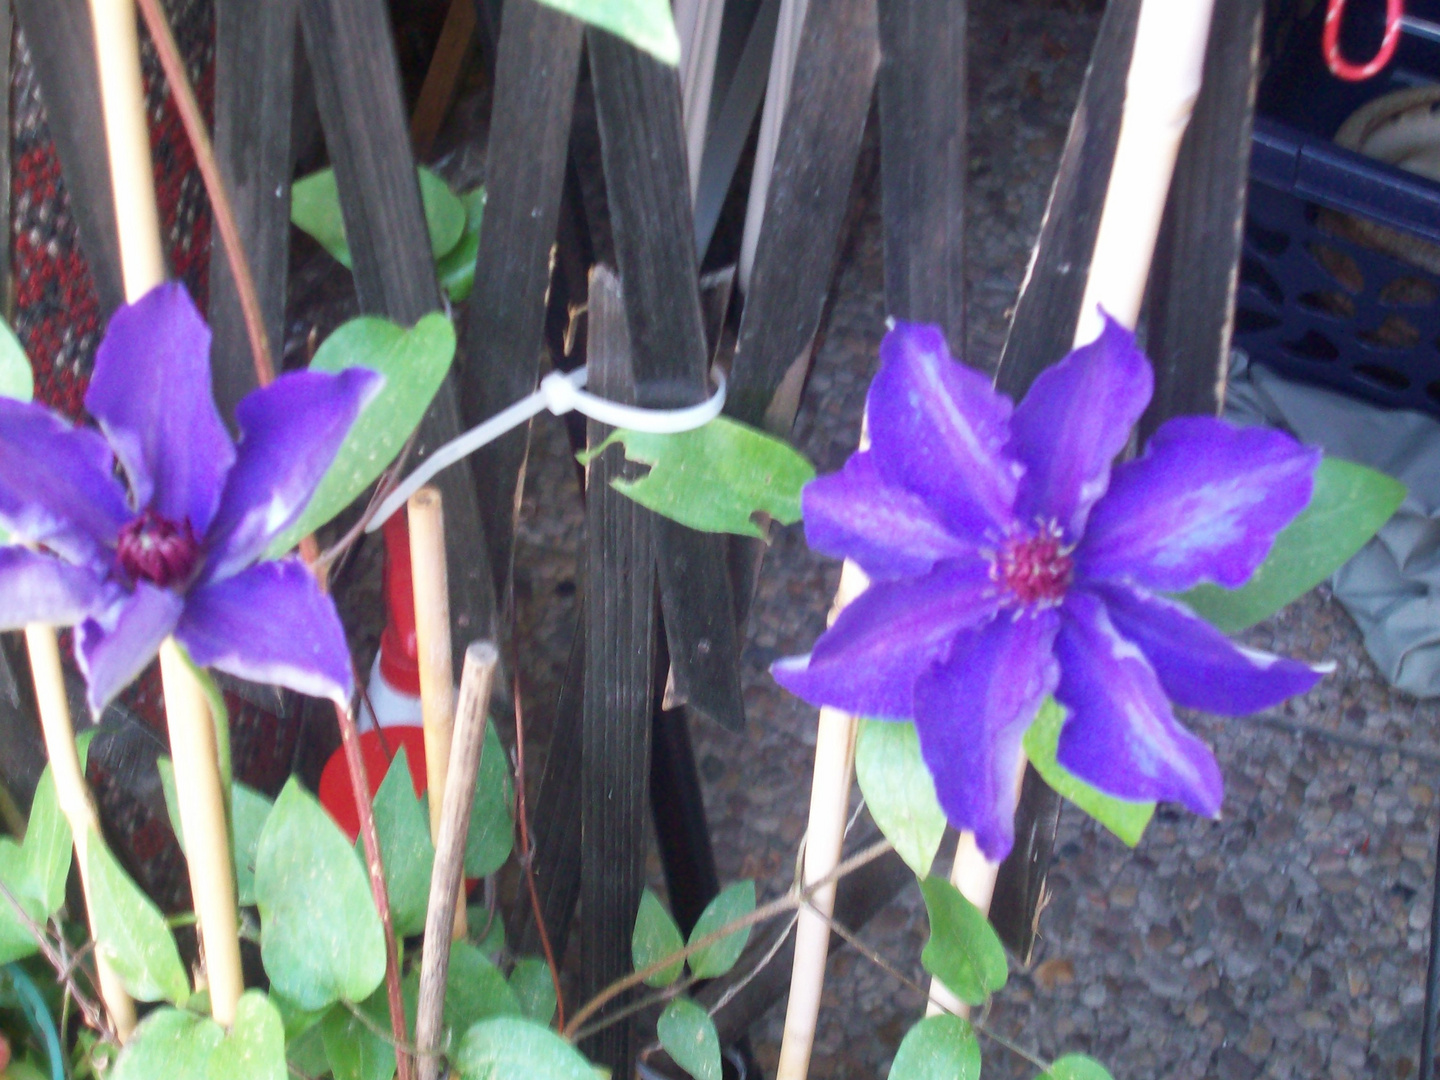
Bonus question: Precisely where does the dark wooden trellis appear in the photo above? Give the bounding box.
[7,0,1285,1076]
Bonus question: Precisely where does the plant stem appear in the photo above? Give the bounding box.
[132,0,274,386]
[22,626,135,1040]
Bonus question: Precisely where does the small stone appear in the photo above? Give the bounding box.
[1243,1025,1274,1056]
[1033,957,1075,990]
[1081,982,1107,1009]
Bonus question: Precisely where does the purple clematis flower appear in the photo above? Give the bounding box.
[772,317,1327,861]
[0,282,381,713]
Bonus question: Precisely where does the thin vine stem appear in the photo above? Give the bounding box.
[0,881,112,1041]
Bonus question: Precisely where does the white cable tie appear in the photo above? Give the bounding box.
[366,364,727,532]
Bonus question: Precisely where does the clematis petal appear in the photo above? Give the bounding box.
[770,557,1000,719]
[0,548,111,629]
[76,585,183,715]
[1053,590,1223,816]
[85,282,235,534]
[801,452,977,580]
[866,321,1019,541]
[177,559,353,702]
[1078,416,1320,593]
[1093,583,1326,715]
[0,399,130,562]
[203,368,382,581]
[912,609,1059,862]
[1009,314,1152,539]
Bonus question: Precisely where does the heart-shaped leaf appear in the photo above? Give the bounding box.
[633,889,685,987]
[445,940,522,1035]
[0,839,45,965]
[22,767,72,915]
[86,830,190,1004]
[687,880,755,979]
[464,719,514,878]
[292,167,467,269]
[1023,698,1153,848]
[918,876,1007,1007]
[508,958,557,1026]
[657,998,721,1080]
[253,780,386,1011]
[111,992,286,1080]
[531,0,680,64]
[266,313,457,556]
[438,188,487,303]
[855,720,946,878]
[1039,1054,1114,1080]
[454,1017,596,1080]
[364,747,434,938]
[886,1015,980,1080]
[583,419,814,538]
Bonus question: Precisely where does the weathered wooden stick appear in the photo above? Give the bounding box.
[410,0,476,155]
[88,0,245,1027]
[416,641,499,1080]
[23,626,136,1039]
[408,485,466,940]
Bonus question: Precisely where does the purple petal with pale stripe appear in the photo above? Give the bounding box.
[177,559,353,702]
[1094,583,1325,715]
[1008,314,1152,539]
[0,549,110,630]
[770,558,999,719]
[203,368,382,581]
[86,283,235,534]
[1078,416,1320,592]
[1053,590,1223,815]
[912,610,1059,861]
[801,452,976,580]
[866,321,1019,541]
[0,399,129,562]
[76,585,184,714]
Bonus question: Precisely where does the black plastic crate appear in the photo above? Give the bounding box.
[1235,0,1440,415]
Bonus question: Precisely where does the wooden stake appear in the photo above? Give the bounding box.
[408,485,466,939]
[23,626,136,1040]
[416,642,499,1080]
[410,0,476,156]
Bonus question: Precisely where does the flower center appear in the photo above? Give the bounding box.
[116,509,200,589]
[996,523,1073,608]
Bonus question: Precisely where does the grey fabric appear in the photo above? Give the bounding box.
[1225,353,1440,698]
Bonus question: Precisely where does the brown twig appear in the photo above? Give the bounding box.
[133,0,275,387]
[0,881,113,1041]
[513,668,565,1030]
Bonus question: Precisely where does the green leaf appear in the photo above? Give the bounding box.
[438,187,486,303]
[157,758,273,907]
[656,998,720,1080]
[1176,456,1405,633]
[855,720,946,878]
[464,719,515,878]
[918,876,1007,1007]
[320,1004,393,1080]
[886,1015,981,1080]
[23,766,73,915]
[454,1016,597,1080]
[266,313,457,556]
[111,993,286,1080]
[508,958,557,1026]
[445,940,522,1036]
[85,831,190,1004]
[686,880,755,979]
[0,839,45,964]
[472,909,506,958]
[1039,1054,1114,1080]
[1023,699,1153,848]
[0,318,32,403]
[253,779,386,1011]
[365,747,434,937]
[530,0,680,64]
[292,166,467,269]
[581,418,815,538]
[632,889,685,987]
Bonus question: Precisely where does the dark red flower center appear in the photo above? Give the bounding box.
[116,509,200,588]
[997,524,1073,607]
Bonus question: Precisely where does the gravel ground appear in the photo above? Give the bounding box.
[506,2,1440,1078]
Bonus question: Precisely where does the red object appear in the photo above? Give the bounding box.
[379,509,422,695]
[1324,0,1405,81]
[318,726,428,841]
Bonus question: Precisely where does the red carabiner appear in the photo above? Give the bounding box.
[1325,0,1405,81]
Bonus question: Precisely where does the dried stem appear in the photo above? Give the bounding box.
[0,879,114,1041]
[133,0,275,386]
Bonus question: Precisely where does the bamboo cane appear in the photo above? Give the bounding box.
[928,0,1221,1021]
[408,485,467,940]
[23,626,136,1040]
[87,0,245,1027]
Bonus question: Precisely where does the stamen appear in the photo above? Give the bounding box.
[116,509,200,589]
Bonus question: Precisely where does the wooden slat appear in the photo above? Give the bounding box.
[579,267,656,1076]
[1140,0,1263,443]
[877,0,966,349]
[457,0,584,608]
[208,0,299,425]
[586,27,745,732]
[298,0,499,673]
[13,0,124,318]
[988,0,1141,961]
